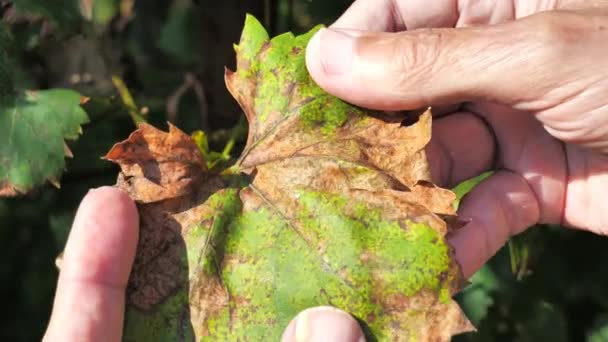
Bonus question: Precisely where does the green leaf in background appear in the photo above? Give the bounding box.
[0,89,89,196]
[451,171,492,210]
[456,266,501,326]
[191,130,228,169]
[157,0,202,65]
[12,0,83,28]
[91,0,119,25]
[0,24,15,98]
[520,301,568,342]
[588,315,608,342]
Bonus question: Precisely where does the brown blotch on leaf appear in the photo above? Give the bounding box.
[107,123,224,311]
[104,123,206,203]
[0,182,18,197]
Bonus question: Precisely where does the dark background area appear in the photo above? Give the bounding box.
[1,1,607,341]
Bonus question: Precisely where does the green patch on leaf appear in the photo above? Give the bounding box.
[230,15,354,135]
[123,289,194,342]
[296,190,452,302]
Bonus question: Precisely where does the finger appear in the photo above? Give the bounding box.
[43,187,139,342]
[448,171,540,278]
[426,111,495,188]
[466,102,568,224]
[331,0,459,32]
[331,0,407,31]
[281,306,365,342]
[331,0,561,33]
[561,144,608,235]
[306,11,592,111]
[403,103,462,119]
[426,103,462,118]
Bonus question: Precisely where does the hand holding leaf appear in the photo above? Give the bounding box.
[106,16,473,341]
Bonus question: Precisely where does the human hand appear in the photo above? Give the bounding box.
[43,187,139,341]
[42,187,365,342]
[41,2,608,339]
[305,0,608,278]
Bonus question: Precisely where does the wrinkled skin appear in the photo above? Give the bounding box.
[306,0,608,278]
[44,1,608,341]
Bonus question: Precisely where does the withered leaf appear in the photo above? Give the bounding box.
[107,15,473,341]
[104,123,207,203]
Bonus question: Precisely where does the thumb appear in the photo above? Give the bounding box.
[305,11,588,111]
[281,306,365,342]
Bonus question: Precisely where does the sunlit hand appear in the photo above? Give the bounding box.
[306,0,608,278]
[42,187,365,342]
[43,187,138,341]
[42,1,608,340]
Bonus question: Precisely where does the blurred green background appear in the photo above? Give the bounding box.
[1,1,607,341]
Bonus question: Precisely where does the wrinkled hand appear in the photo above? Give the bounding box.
[42,1,608,340]
[306,0,608,278]
[42,187,364,342]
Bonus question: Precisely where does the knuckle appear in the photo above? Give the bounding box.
[388,29,445,90]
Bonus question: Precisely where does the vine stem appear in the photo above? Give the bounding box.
[111,75,147,125]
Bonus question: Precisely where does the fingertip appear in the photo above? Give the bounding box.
[305,30,321,72]
[82,186,138,228]
[281,306,365,342]
[63,185,139,287]
[304,27,428,111]
[79,185,139,238]
[305,28,330,88]
[45,187,139,341]
[448,171,540,278]
[306,28,377,109]
[448,224,486,279]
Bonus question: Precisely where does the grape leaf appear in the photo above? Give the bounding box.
[107,15,473,341]
[0,90,89,196]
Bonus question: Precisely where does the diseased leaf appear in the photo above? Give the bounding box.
[104,123,208,203]
[0,89,89,196]
[108,15,473,341]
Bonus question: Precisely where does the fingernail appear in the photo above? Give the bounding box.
[308,28,354,76]
[282,306,365,342]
